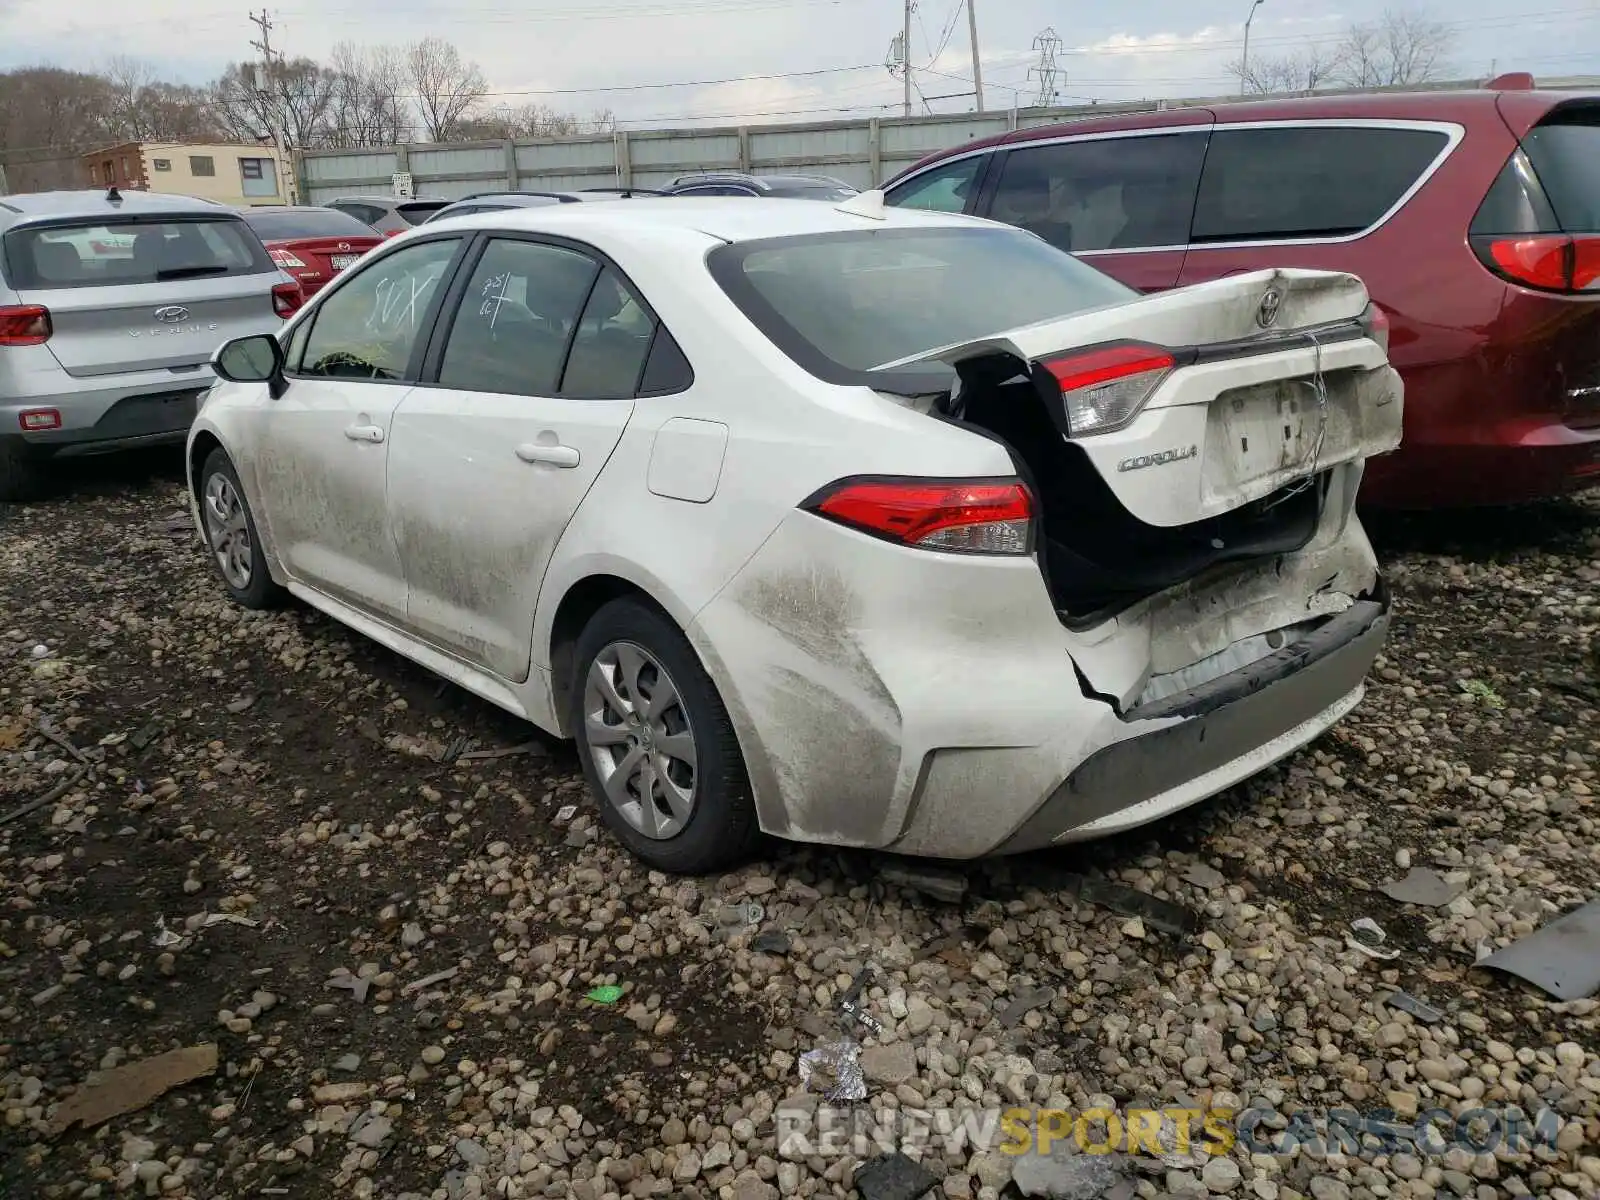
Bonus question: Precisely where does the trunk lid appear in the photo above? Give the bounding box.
[880,267,1403,527]
[4,215,285,379]
[266,235,382,290]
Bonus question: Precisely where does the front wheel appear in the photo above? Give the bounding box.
[198,449,285,610]
[570,598,761,873]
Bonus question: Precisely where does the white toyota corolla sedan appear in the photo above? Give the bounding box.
[187,192,1403,873]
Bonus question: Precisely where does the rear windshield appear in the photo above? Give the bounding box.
[397,201,449,225]
[707,225,1136,381]
[241,209,376,240]
[1521,108,1600,232]
[3,217,272,289]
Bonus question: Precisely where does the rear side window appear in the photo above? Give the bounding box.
[708,225,1136,381]
[242,209,376,240]
[987,133,1208,253]
[1516,108,1600,233]
[562,268,656,399]
[887,156,984,214]
[1192,125,1450,243]
[3,217,272,289]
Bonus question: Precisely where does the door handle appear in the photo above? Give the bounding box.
[516,442,580,468]
[344,424,385,444]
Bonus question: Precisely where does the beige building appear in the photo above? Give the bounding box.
[83,142,292,206]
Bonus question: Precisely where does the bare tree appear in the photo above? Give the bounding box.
[209,58,339,149]
[1332,9,1453,87]
[327,43,411,148]
[406,37,486,142]
[1228,47,1341,95]
[104,57,216,142]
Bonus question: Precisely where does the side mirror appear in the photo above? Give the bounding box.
[213,334,288,400]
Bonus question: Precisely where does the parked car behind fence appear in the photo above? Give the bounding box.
[0,188,300,502]
[884,79,1600,508]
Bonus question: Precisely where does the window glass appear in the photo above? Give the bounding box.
[1191,126,1449,243]
[283,312,312,372]
[152,158,172,172]
[990,133,1208,253]
[3,218,270,288]
[562,268,656,399]
[710,225,1135,377]
[437,239,599,395]
[397,201,448,225]
[298,237,460,380]
[887,156,984,213]
[190,155,216,177]
[242,209,375,240]
[1518,108,1600,233]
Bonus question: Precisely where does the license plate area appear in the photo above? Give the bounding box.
[1207,373,1361,492]
[331,255,359,270]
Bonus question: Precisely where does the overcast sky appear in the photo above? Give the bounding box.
[2,0,1597,128]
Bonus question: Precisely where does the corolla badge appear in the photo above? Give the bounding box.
[1255,288,1283,329]
[153,305,190,323]
[1118,445,1198,472]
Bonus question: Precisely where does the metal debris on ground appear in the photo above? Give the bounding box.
[1383,990,1444,1024]
[585,985,624,1005]
[45,1043,218,1136]
[1011,1133,1131,1199]
[456,740,546,762]
[1379,866,1464,908]
[836,964,884,1037]
[799,1039,867,1102]
[554,804,578,824]
[401,966,460,995]
[880,862,968,904]
[752,929,792,955]
[1181,862,1226,890]
[718,900,765,929]
[852,1150,940,1200]
[1477,899,1600,1000]
[1075,875,1199,937]
[997,985,1054,1029]
[201,912,258,930]
[1346,917,1401,961]
[151,918,185,948]
[326,975,372,1004]
[127,720,167,751]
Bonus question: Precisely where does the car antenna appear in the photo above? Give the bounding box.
[835,188,886,221]
[106,185,123,205]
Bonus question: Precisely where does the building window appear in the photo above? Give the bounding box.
[239,157,279,198]
[152,158,171,172]
[120,155,129,179]
[190,155,216,177]
[103,161,114,184]
[88,163,98,184]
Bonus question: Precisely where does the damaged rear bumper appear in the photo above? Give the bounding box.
[988,590,1388,855]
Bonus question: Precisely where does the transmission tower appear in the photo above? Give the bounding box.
[1027,27,1063,107]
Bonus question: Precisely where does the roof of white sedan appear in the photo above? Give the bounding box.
[419,194,986,244]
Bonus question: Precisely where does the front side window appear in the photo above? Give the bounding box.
[709,225,1136,381]
[190,155,216,178]
[437,239,599,395]
[989,133,1209,253]
[1191,125,1450,243]
[886,156,984,214]
[297,237,461,380]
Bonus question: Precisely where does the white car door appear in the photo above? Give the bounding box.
[386,237,651,680]
[254,235,465,624]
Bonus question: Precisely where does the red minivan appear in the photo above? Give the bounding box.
[236,206,382,301]
[884,81,1600,508]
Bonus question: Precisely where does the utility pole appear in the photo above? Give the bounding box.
[1240,0,1266,96]
[248,9,297,203]
[903,0,913,116]
[966,0,984,112]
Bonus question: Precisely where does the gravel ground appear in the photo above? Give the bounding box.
[1,451,1597,1200]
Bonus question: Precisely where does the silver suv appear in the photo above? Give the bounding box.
[0,189,298,501]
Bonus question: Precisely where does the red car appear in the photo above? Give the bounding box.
[236,206,382,300]
[884,78,1600,507]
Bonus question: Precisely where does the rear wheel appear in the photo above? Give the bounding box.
[570,598,761,873]
[0,437,50,503]
[199,449,285,609]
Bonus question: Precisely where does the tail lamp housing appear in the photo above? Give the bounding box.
[272,281,304,318]
[0,304,52,347]
[1037,343,1176,436]
[803,477,1035,556]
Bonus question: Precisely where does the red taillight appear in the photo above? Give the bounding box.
[1473,233,1600,293]
[805,477,1034,555]
[18,409,61,431]
[269,248,307,269]
[272,282,304,318]
[0,304,51,347]
[1041,343,1175,436]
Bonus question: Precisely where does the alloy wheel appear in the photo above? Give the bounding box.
[582,640,698,840]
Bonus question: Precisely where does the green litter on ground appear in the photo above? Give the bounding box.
[585,985,624,1004]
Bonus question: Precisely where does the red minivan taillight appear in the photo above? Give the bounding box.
[272,282,304,318]
[803,477,1035,555]
[0,304,51,346]
[1471,233,1600,293]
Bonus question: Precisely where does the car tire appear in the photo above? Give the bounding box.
[570,598,761,874]
[0,437,49,503]
[198,449,286,610]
